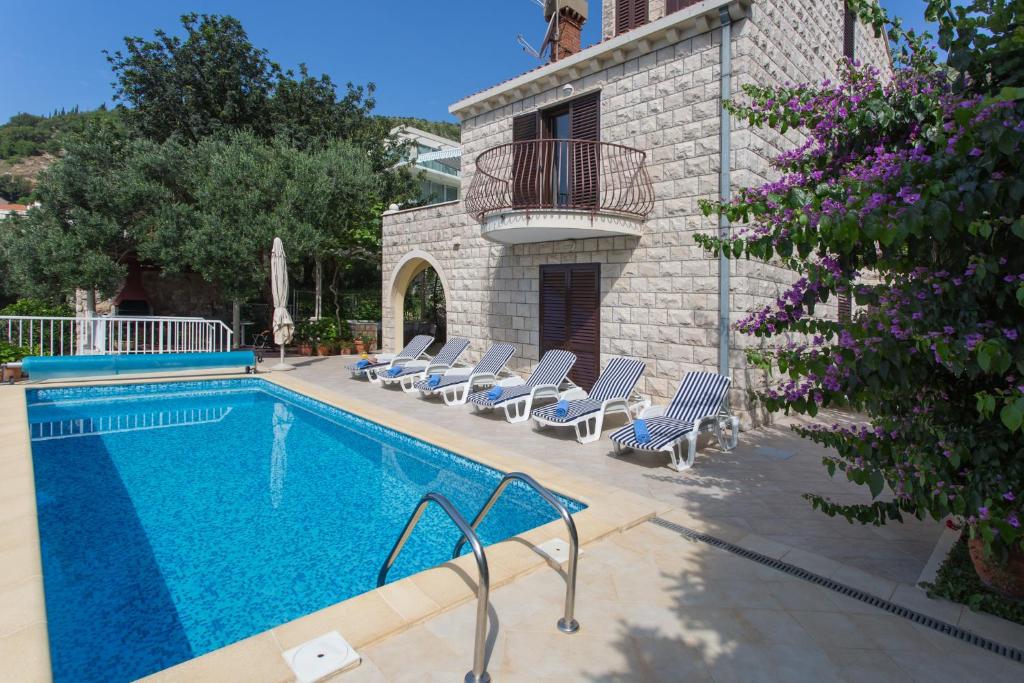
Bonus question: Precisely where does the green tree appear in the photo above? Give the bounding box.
[3,119,158,303]
[106,13,279,143]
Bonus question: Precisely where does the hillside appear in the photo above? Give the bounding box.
[383,116,460,142]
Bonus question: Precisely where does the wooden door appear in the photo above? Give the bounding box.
[540,263,601,390]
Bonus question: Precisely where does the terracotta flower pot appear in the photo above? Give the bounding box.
[297,343,313,356]
[317,343,335,357]
[354,340,366,354]
[968,537,1024,598]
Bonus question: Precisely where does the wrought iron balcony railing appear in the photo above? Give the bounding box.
[465,139,654,222]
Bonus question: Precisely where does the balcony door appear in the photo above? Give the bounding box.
[540,263,601,391]
[511,90,601,212]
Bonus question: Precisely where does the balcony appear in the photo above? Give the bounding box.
[465,139,654,244]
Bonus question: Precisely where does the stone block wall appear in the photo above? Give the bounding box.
[383,0,893,424]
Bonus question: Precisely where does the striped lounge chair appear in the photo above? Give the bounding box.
[466,349,577,423]
[531,356,647,444]
[377,337,471,393]
[348,334,433,382]
[414,343,517,406]
[609,371,738,472]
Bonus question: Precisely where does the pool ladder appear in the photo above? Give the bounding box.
[377,472,580,683]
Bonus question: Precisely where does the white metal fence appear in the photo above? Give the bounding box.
[0,316,234,356]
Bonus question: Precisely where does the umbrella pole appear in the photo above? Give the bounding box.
[272,338,295,372]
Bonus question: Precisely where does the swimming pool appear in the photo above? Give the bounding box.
[26,378,585,682]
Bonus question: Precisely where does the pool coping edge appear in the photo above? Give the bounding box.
[1,370,666,683]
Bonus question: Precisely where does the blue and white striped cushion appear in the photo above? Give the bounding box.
[432,337,470,367]
[532,398,604,423]
[413,342,516,392]
[466,383,537,407]
[347,334,434,372]
[665,372,731,422]
[588,357,646,401]
[473,343,517,375]
[610,416,695,450]
[467,349,575,407]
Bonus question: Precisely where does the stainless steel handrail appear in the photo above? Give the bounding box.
[452,472,580,634]
[378,492,491,683]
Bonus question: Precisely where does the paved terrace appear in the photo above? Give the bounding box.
[280,356,1024,681]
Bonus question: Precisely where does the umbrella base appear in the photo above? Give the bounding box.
[270,363,296,372]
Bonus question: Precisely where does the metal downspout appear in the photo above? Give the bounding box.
[718,7,733,377]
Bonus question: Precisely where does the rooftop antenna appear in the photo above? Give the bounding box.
[517,0,558,61]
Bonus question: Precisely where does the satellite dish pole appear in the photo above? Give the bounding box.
[516,0,559,61]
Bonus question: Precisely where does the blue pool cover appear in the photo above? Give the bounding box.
[26,379,584,681]
[22,350,256,380]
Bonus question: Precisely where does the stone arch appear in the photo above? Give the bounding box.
[385,250,452,352]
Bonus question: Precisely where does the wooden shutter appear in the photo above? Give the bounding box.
[540,267,569,352]
[540,263,601,391]
[843,1,856,59]
[569,91,600,209]
[512,112,540,208]
[666,0,700,13]
[615,0,648,35]
[566,265,600,390]
[837,294,852,322]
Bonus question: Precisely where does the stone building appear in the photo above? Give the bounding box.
[381,0,890,424]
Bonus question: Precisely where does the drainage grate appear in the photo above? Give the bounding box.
[649,516,1024,664]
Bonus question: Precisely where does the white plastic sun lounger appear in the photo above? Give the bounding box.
[348,334,433,381]
[376,337,471,393]
[609,371,738,471]
[414,343,516,406]
[466,349,576,423]
[531,356,647,444]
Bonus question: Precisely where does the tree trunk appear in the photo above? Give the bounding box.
[232,301,241,348]
[314,258,323,320]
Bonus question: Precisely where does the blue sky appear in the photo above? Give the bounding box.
[2,1,938,125]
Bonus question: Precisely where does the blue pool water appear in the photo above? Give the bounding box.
[27,379,584,682]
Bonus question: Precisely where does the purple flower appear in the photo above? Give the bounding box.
[896,186,921,204]
[969,147,983,157]
[978,507,990,520]
[1010,514,1021,529]
[1004,491,1016,502]
[1004,329,1019,341]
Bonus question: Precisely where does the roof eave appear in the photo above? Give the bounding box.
[449,0,749,120]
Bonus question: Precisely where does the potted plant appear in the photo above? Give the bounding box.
[292,320,314,356]
[0,341,30,383]
[338,339,354,355]
[353,337,366,355]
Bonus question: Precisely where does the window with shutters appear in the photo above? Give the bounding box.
[615,0,648,36]
[509,91,601,211]
[666,0,700,14]
[843,1,856,60]
[540,263,601,390]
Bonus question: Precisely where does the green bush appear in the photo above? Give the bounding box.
[0,298,74,317]
[0,341,32,364]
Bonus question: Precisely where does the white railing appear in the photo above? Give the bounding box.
[0,316,234,356]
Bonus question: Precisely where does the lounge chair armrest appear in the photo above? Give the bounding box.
[376,353,396,363]
[639,404,666,419]
[442,367,473,377]
[497,376,526,387]
[423,362,451,375]
[560,387,589,401]
[401,360,430,370]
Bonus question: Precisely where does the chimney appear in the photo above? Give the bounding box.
[544,0,588,63]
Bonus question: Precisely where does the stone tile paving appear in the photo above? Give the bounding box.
[336,521,1022,682]
[289,357,941,585]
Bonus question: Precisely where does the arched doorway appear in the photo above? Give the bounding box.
[386,251,451,353]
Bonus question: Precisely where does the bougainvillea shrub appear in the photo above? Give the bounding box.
[697,0,1024,559]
